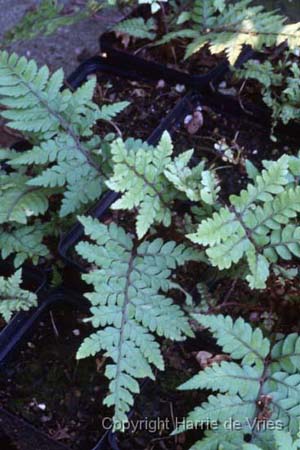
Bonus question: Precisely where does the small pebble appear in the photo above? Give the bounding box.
[37,403,46,411]
[40,415,52,423]
[184,114,193,125]
[72,329,80,336]
[156,79,166,89]
[175,84,186,93]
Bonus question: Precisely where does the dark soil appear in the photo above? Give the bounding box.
[0,302,110,450]
[0,300,222,450]
[106,336,220,450]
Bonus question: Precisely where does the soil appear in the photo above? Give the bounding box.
[0,302,110,450]
[0,299,222,450]
[114,339,215,450]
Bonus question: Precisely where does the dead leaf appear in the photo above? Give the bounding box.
[195,351,230,368]
[185,110,204,134]
[115,31,131,49]
[195,351,213,368]
[50,423,71,441]
[132,88,146,97]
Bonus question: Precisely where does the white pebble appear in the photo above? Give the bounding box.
[175,84,186,93]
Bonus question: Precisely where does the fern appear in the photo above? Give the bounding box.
[240,430,300,450]
[107,131,219,238]
[113,18,157,40]
[175,314,300,449]
[0,270,37,322]
[238,57,300,132]
[0,223,48,267]
[3,0,90,43]
[75,216,201,428]
[0,51,127,265]
[161,0,300,65]
[188,154,300,289]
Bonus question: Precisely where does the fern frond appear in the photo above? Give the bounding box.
[75,216,198,428]
[179,361,261,397]
[189,429,245,450]
[175,314,300,448]
[189,155,300,288]
[98,101,130,121]
[164,150,220,204]
[238,58,300,130]
[194,314,270,366]
[113,18,157,40]
[163,0,300,65]
[0,269,37,321]
[176,393,256,434]
[107,131,218,238]
[271,333,300,374]
[0,52,129,222]
[3,0,87,43]
[0,174,49,224]
[0,224,48,267]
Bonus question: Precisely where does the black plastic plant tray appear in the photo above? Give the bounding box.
[65,26,255,91]
[98,33,255,91]
[0,406,71,450]
[0,288,113,450]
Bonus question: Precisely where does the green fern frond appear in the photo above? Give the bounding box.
[3,0,89,43]
[238,58,300,131]
[164,150,220,204]
[113,18,157,40]
[0,269,37,321]
[162,0,300,65]
[188,155,300,288]
[0,224,48,267]
[75,216,199,428]
[0,51,128,226]
[271,333,300,374]
[194,314,270,365]
[107,131,218,238]
[176,314,300,448]
[179,361,261,397]
[189,429,245,450]
[0,174,49,224]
